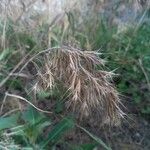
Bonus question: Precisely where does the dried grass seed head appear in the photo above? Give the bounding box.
[39,46,124,125]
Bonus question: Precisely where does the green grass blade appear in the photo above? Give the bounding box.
[0,114,19,130]
[41,117,74,148]
[77,125,112,150]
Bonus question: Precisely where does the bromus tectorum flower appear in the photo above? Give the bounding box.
[38,45,124,125]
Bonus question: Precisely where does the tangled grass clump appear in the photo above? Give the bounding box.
[38,45,124,125]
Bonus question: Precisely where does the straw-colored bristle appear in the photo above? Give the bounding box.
[39,45,124,125]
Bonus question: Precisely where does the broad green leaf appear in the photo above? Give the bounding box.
[41,117,74,148]
[25,119,51,142]
[22,107,44,125]
[78,126,112,150]
[0,114,19,130]
[21,107,51,143]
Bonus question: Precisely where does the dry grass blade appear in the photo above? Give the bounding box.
[5,92,52,114]
[38,45,124,125]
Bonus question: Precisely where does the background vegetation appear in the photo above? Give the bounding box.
[0,0,150,149]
